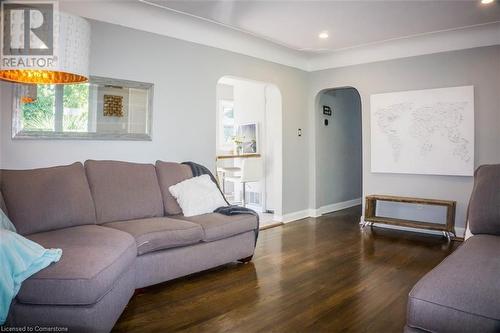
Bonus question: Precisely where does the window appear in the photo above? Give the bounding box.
[20,84,89,133]
[12,76,153,140]
[218,100,236,150]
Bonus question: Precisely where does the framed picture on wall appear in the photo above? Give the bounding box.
[238,123,258,154]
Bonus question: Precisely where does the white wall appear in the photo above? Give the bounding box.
[0,20,309,216]
[309,45,500,235]
[217,84,234,102]
[233,80,266,148]
[265,85,282,213]
[316,88,362,208]
[215,83,234,152]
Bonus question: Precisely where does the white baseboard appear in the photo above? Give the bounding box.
[275,201,466,238]
[310,198,362,217]
[274,209,311,223]
[275,198,362,224]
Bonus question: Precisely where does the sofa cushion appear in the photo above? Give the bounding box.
[85,160,164,224]
[175,213,258,242]
[155,161,193,215]
[407,235,500,332]
[16,225,136,306]
[469,164,500,235]
[103,217,203,255]
[0,163,96,235]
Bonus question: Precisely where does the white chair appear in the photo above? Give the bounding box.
[216,150,242,194]
[217,165,241,194]
[225,158,263,207]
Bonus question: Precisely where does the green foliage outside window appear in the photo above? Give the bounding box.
[21,83,90,132]
[63,84,88,109]
[63,84,89,132]
[22,85,56,131]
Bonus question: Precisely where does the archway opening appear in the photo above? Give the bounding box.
[216,76,283,228]
[314,87,363,215]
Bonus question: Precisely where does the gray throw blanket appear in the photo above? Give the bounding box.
[182,161,259,245]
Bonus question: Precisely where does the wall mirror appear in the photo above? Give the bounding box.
[12,76,153,140]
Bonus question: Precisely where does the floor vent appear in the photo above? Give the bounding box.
[243,191,261,205]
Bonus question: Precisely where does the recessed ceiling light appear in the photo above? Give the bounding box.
[319,31,329,39]
[481,0,494,4]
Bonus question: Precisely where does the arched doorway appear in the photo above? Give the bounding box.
[215,76,283,227]
[314,87,363,215]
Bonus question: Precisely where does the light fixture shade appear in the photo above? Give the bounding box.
[0,12,90,84]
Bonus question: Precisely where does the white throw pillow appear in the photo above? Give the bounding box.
[169,175,227,217]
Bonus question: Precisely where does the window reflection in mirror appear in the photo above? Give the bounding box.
[12,76,153,140]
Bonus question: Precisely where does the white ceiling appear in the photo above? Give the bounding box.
[61,1,500,71]
[143,0,500,54]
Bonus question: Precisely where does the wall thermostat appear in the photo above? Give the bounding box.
[322,105,332,116]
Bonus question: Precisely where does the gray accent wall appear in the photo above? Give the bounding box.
[0,20,309,215]
[309,45,500,234]
[316,88,362,208]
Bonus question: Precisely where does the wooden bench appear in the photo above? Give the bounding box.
[363,195,456,241]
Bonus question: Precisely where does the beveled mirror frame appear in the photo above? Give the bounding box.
[12,76,154,141]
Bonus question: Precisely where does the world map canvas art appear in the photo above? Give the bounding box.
[370,86,474,176]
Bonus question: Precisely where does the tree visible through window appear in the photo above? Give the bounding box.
[63,84,89,132]
[21,83,89,132]
[22,85,56,131]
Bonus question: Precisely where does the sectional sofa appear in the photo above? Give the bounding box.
[1,160,258,333]
[405,164,500,332]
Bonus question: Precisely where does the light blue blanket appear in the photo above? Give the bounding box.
[0,210,62,324]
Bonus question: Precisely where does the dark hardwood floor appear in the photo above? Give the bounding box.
[113,206,458,333]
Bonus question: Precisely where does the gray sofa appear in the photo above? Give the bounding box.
[1,160,258,332]
[405,164,500,333]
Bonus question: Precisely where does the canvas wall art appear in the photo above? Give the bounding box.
[370,86,474,176]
